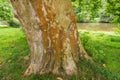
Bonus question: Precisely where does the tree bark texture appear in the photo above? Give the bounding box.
[9,0,81,76]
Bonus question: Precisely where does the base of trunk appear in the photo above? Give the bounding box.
[23,54,78,76]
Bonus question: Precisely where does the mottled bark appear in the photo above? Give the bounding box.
[9,0,81,76]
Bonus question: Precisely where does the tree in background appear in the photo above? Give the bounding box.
[72,0,120,23]
[106,0,120,23]
[106,0,120,33]
[72,0,102,22]
[0,0,20,27]
[0,0,13,21]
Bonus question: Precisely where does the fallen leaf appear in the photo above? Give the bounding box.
[102,64,106,68]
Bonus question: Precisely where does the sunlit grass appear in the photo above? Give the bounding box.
[79,30,120,79]
[0,27,120,80]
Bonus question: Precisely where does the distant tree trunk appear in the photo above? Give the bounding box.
[9,0,82,76]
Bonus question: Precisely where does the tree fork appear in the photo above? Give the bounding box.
[9,0,88,76]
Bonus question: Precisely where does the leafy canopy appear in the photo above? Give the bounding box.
[0,0,13,21]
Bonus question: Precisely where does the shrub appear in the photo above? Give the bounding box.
[8,18,20,28]
[0,0,13,21]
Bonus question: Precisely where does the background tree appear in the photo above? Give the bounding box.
[0,0,13,21]
[106,0,120,23]
[72,0,102,22]
[106,0,120,33]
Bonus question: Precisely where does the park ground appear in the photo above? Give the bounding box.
[0,26,120,80]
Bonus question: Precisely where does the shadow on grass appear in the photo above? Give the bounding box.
[0,26,9,28]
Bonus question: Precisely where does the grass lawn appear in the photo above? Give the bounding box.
[79,30,120,79]
[0,27,120,80]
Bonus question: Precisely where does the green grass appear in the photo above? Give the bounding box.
[0,27,120,80]
[79,30,120,79]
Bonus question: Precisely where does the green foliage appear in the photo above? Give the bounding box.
[72,0,120,23]
[106,0,120,33]
[0,0,13,21]
[72,0,102,22]
[106,0,120,23]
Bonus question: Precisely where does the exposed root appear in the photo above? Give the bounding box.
[23,63,33,76]
[79,42,93,62]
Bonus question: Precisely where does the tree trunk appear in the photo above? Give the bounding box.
[9,0,81,76]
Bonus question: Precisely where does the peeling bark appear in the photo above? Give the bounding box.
[9,0,81,76]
